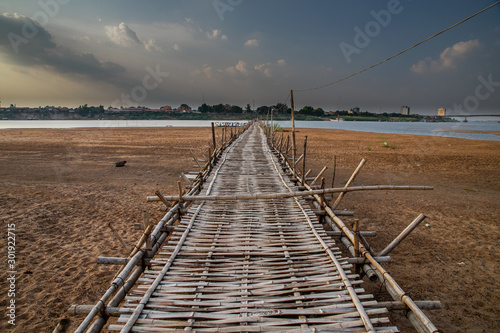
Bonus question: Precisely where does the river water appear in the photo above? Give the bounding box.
[0,119,499,141]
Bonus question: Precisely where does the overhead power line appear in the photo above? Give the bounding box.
[295,1,500,93]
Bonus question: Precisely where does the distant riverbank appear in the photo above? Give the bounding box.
[1,119,499,141]
[1,109,455,122]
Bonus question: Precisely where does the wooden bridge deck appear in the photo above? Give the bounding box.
[107,124,397,332]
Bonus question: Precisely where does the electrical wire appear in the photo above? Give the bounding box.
[295,1,500,92]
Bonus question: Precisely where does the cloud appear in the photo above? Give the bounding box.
[206,29,227,40]
[192,58,287,80]
[411,39,480,74]
[191,64,214,79]
[173,43,180,51]
[105,22,141,47]
[144,38,162,52]
[0,13,128,86]
[225,60,248,75]
[244,39,259,47]
[254,59,286,77]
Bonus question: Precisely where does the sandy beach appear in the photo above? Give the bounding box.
[0,126,498,332]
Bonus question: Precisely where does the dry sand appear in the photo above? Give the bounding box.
[0,126,498,332]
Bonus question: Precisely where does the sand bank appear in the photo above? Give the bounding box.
[0,126,498,332]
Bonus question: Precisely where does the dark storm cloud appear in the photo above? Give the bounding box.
[0,13,131,86]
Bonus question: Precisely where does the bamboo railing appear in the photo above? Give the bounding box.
[71,122,251,333]
[263,122,441,333]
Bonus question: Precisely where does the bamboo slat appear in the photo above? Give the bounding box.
[77,123,403,333]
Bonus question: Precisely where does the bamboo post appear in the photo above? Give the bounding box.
[378,214,427,256]
[301,136,307,186]
[331,158,366,209]
[271,144,439,333]
[266,108,269,132]
[143,211,152,252]
[107,222,129,255]
[331,156,337,188]
[284,135,290,158]
[211,122,216,149]
[319,177,325,208]
[128,222,154,257]
[180,172,193,185]
[270,107,274,140]
[154,190,171,209]
[310,166,328,186]
[189,149,203,171]
[353,219,360,275]
[177,181,183,204]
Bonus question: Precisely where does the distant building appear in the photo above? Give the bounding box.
[348,106,360,114]
[438,107,446,117]
[401,106,410,115]
[161,105,173,111]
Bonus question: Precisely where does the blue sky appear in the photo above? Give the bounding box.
[1,0,499,115]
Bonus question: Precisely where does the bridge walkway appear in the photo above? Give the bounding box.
[108,124,396,332]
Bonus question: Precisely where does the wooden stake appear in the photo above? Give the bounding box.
[107,222,130,255]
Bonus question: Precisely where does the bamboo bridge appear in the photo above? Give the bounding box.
[70,122,441,333]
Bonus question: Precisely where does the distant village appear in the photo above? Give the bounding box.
[0,103,454,122]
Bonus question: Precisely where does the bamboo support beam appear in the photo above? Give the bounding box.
[270,138,440,333]
[348,256,391,264]
[372,301,442,311]
[154,190,171,208]
[378,214,427,256]
[326,230,375,236]
[332,158,366,209]
[107,222,129,255]
[147,185,433,202]
[189,149,203,171]
[310,166,328,186]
